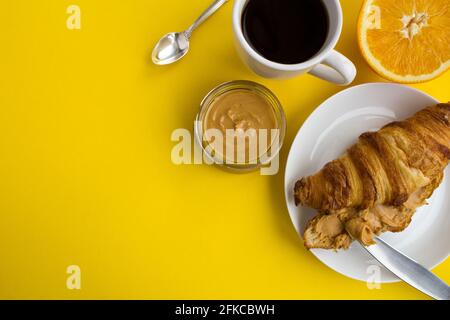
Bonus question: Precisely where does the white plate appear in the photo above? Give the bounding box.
[284,83,450,283]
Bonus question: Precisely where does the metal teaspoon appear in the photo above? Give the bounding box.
[152,0,229,65]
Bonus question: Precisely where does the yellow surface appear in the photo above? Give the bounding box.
[0,0,449,300]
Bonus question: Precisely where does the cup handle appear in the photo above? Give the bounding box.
[308,50,356,85]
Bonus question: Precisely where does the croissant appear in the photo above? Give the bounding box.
[294,103,450,250]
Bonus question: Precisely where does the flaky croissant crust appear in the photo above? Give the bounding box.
[294,103,450,249]
[296,103,450,212]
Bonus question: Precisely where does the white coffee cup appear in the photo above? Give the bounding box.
[232,0,356,85]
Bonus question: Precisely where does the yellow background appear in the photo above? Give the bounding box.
[0,0,449,300]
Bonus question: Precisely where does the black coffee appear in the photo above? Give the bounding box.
[242,0,329,64]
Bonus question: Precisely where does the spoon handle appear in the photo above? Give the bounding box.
[185,0,229,38]
[362,236,450,300]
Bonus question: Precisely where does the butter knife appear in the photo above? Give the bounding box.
[361,236,450,300]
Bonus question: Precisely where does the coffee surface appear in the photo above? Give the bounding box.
[242,0,329,64]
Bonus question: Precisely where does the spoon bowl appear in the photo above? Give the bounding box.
[152,32,190,65]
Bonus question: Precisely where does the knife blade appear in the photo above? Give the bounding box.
[361,236,450,300]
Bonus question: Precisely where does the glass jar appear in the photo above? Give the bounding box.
[194,80,286,173]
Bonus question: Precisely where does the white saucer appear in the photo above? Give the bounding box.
[284,83,450,283]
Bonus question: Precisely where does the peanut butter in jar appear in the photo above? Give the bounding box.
[195,81,286,172]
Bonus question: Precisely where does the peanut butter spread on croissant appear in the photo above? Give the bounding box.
[294,103,450,250]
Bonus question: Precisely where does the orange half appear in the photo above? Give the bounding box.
[358,0,450,83]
